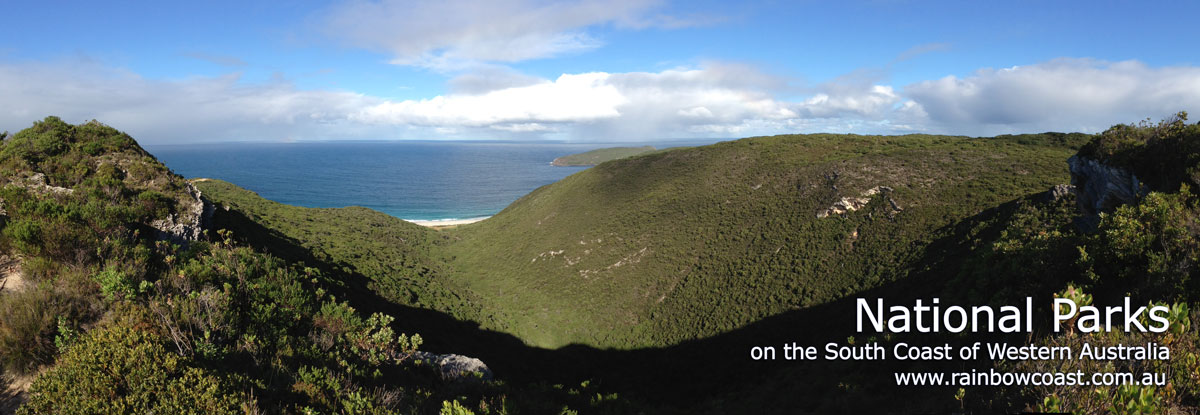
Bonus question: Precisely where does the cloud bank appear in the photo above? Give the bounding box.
[905,58,1200,134]
[323,0,695,70]
[1,58,1198,143]
[0,60,379,143]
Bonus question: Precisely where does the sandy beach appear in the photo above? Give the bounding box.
[406,217,490,227]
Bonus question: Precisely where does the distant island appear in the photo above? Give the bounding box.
[551,145,656,166]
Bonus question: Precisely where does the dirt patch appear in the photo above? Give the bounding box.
[0,255,22,293]
[0,374,32,415]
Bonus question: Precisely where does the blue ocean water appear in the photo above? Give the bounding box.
[147,141,656,221]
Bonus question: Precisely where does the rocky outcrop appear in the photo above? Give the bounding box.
[14,173,73,196]
[0,173,212,245]
[817,186,901,218]
[1043,184,1076,203]
[413,351,493,382]
[1067,155,1148,216]
[0,173,74,226]
[150,182,213,244]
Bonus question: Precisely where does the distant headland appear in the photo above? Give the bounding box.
[550,145,656,166]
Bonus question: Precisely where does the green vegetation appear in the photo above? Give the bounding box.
[21,324,252,414]
[449,132,1090,348]
[5,113,1200,413]
[941,115,1200,413]
[694,117,1200,411]
[193,179,489,325]
[194,118,1200,413]
[1,118,633,414]
[550,145,657,166]
[1077,111,1200,192]
[202,132,1090,349]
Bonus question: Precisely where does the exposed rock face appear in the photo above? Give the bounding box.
[817,186,901,218]
[150,182,213,244]
[413,351,493,382]
[16,173,73,196]
[1044,184,1076,203]
[1067,155,1148,215]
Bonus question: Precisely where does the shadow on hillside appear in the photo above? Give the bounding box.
[0,375,26,415]
[211,194,1044,413]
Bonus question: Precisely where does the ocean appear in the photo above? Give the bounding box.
[147,141,701,221]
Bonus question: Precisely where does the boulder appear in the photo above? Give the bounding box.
[413,351,493,382]
[1044,184,1076,203]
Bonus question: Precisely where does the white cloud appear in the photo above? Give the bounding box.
[591,66,799,138]
[904,58,1200,134]
[3,58,1199,143]
[352,72,625,127]
[0,60,379,143]
[346,65,807,139]
[322,0,676,69]
[798,84,899,119]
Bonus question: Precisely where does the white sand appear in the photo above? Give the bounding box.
[406,216,490,227]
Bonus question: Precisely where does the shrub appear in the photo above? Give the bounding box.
[0,277,101,376]
[32,132,68,158]
[92,266,138,302]
[136,190,173,220]
[18,324,254,414]
[313,301,422,366]
[440,400,476,415]
[0,287,59,375]
[1077,112,1200,192]
[2,219,42,256]
[1079,188,1200,301]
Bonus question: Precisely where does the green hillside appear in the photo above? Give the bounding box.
[192,179,485,323]
[550,145,657,166]
[0,118,624,415]
[197,133,1090,349]
[448,132,1088,348]
[6,115,1200,413]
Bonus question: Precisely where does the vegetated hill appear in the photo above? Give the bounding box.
[198,131,1090,349]
[447,132,1091,348]
[550,145,657,166]
[8,115,1200,413]
[193,179,488,324]
[0,117,626,415]
[193,125,1200,413]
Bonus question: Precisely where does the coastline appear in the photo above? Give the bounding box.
[405,216,491,227]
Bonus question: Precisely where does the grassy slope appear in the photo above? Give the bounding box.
[448,133,1087,348]
[201,132,1087,349]
[551,145,656,166]
[195,180,495,325]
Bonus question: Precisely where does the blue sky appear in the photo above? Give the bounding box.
[2,0,1199,143]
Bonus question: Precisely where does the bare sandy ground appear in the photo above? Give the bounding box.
[0,255,23,293]
[406,217,490,228]
[0,374,31,415]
